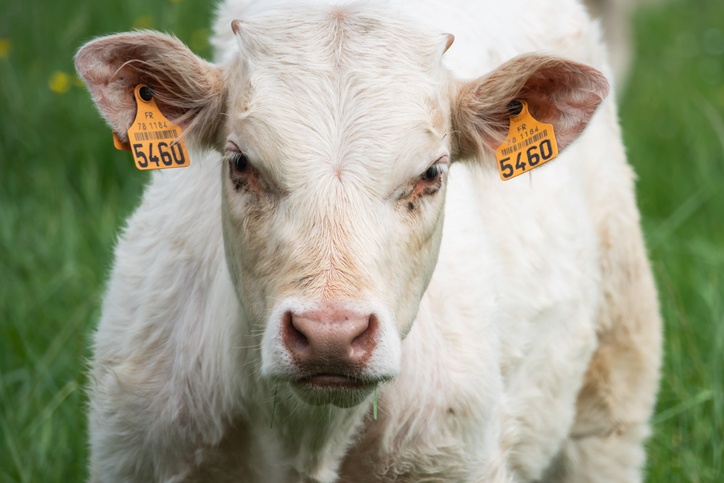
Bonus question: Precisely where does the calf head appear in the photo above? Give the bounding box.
[76,4,607,408]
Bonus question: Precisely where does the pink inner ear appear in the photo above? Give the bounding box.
[75,31,225,148]
[77,40,196,135]
[520,75,563,122]
[518,63,610,151]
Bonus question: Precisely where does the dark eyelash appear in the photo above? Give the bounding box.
[229,152,250,172]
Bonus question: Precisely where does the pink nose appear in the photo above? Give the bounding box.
[281,307,378,369]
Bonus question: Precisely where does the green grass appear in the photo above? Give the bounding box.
[0,0,722,481]
[620,2,724,480]
[0,1,216,480]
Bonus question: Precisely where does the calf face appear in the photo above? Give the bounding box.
[76,4,607,408]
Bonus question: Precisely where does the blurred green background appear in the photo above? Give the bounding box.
[0,0,722,481]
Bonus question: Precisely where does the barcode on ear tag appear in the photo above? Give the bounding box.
[495,100,558,181]
[125,85,190,170]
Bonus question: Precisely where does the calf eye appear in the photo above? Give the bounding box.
[404,159,448,207]
[225,144,258,193]
[421,164,443,182]
[230,152,250,174]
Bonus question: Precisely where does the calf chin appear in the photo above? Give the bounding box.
[289,379,378,408]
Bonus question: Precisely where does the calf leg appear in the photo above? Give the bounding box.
[541,419,650,482]
[542,216,662,482]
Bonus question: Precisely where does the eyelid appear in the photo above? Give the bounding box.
[427,156,449,173]
[225,140,241,153]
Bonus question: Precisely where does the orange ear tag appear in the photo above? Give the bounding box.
[495,100,558,181]
[120,85,191,170]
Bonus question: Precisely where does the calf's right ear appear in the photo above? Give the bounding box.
[75,31,225,148]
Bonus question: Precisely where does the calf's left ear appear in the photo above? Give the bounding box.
[75,31,225,148]
[452,54,609,158]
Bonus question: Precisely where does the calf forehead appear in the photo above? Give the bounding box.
[231,4,444,73]
[225,4,449,190]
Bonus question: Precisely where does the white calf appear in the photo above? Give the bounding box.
[75,0,661,481]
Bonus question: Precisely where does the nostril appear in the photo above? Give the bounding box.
[350,313,378,358]
[283,311,309,351]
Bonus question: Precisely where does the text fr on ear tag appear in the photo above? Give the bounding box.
[116,85,191,170]
[495,100,558,181]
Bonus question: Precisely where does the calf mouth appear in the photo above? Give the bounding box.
[298,373,376,389]
[287,372,392,408]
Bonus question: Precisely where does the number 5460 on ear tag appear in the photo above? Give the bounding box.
[124,85,190,171]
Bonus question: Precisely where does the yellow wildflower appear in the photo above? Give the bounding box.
[0,39,10,59]
[49,71,71,94]
[133,15,154,30]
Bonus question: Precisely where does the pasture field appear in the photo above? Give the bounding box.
[1,0,722,481]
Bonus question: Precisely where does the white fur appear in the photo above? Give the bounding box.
[82,0,661,481]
